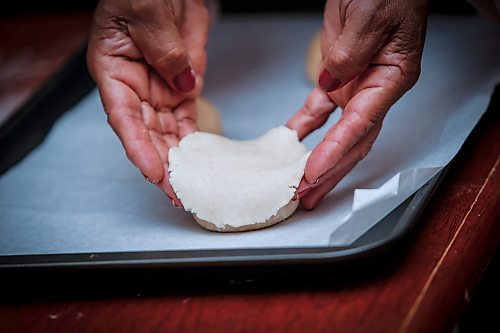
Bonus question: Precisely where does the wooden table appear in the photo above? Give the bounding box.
[0,12,499,333]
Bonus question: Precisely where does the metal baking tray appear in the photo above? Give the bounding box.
[0,47,446,270]
[0,173,443,270]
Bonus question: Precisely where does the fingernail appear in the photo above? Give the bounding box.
[294,178,319,198]
[173,67,196,93]
[142,173,159,184]
[303,177,320,187]
[318,69,341,92]
[295,187,312,200]
[171,199,181,208]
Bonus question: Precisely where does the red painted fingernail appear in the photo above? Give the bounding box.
[318,69,341,92]
[173,67,196,93]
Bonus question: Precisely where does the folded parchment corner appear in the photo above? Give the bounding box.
[329,166,443,246]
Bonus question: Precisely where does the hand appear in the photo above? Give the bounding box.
[87,0,209,206]
[288,0,427,209]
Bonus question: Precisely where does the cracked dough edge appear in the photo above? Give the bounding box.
[193,200,299,232]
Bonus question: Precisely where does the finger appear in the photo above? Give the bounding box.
[301,160,355,210]
[295,120,380,195]
[301,122,382,209]
[148,130,170,163]
[181,0,210,76]
[305,69,403,185]
[140,102,183,203]
[158,163,183,208]
[156,106,179,137]
[140,101,182,206]
[286,87,337,140]
[173,99,198,138]
[129,20,196,94]
[319,4,387,92]
[99,78,165,183]
[153,133,182,207]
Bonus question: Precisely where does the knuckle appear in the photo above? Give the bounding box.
[406,66,421,87]
[358,144,372,161]
[106,113,122,136]
[197,2,210,22]
[300,105,315,119]
[301,200,315,210]
[353,4,377,19]
[106,112,115,127]
[324,134,342,148]
[350,107,377,130]
[347,0,379,19]
[130,0,155,16]
[307,89,336,114]
[329,50,364,75]
[154,45,186,70]
[330,49,355,67]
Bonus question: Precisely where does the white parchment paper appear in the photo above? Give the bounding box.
[0,15,499,255]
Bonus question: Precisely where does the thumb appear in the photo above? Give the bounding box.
[129,21,196,93]
[319,10,386,92]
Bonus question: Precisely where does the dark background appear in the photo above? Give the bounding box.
[0,0,478,16]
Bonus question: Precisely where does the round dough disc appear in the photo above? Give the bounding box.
[194,200,299,232]
[168,127,309,232]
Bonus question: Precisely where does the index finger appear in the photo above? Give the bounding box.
[286,87,337,140]
[98,76,165,184]
[181,0,210,76]
[304,69,405,184]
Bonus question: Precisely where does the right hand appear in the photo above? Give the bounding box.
[87,0,210,206]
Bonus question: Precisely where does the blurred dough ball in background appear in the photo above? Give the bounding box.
[195,29,322,136]
[306,31,322,85]
[195,28,322,136]
[196,97,223,135]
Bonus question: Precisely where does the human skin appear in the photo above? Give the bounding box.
[87,0,209,206]
[287,0,427,209]
[468,0,500,21]
[88,0,427,210]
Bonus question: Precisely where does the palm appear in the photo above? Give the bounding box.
[95,33,198,203]
[88,0,210,206]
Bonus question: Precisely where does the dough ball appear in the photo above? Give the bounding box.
[306,31,322,85]
[196,97,223,135]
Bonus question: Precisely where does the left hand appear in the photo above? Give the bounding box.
[287,0,427,209]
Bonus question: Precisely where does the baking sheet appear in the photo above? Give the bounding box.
[0,15,499,255]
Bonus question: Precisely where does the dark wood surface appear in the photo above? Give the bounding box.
[0,12,499,333]
[0,12,92,125]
